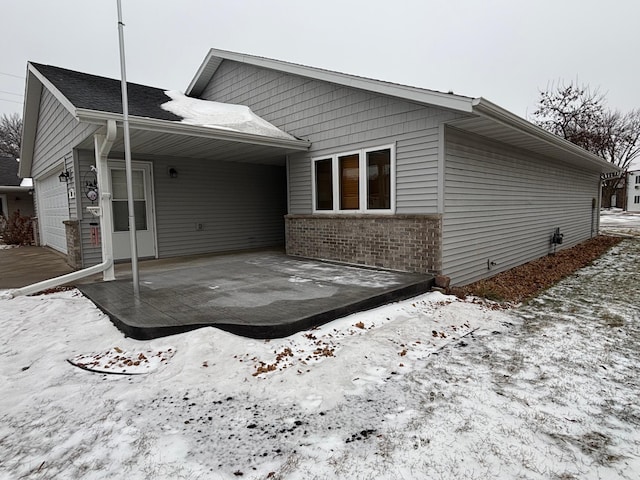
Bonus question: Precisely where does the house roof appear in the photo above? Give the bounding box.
[20,63,311,177]
[187,48,620,175]
[0,156,31,194]
[29,63,183,121]
[0,156,21,186]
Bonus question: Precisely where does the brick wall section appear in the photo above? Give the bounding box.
[285,214,442,274]
[63,220,81,269]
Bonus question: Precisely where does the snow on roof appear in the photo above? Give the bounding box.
[160,91,295,140]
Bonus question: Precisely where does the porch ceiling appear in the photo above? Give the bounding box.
[75,114,311,165]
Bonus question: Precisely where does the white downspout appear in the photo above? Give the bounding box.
[6,121,119,298]
[95,120,118,281]
[8,258,113,297]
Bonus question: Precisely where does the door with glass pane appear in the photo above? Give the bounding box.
[109,161,156,260]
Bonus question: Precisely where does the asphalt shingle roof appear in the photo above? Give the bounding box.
[31,63,182,121]
[0,156,21,186]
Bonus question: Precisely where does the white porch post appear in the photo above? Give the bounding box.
[94,120,117,281]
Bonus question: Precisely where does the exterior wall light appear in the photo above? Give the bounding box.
[59,170,71,182]
[168,167,178,178]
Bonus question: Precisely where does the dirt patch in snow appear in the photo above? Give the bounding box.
[451,235,624,303]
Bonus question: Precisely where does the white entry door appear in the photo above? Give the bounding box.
[109,161,157,260]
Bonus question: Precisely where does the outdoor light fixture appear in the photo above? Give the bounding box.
[168,167,178,178]
[58,170,71,183]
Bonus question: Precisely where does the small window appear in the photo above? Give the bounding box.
[636,176,640,185]
[367,149,391,209]
[339,154,360,210]
[635,195,640,204]
[312,145,395,213]
[314,159,333,210]
[111,169,147,232]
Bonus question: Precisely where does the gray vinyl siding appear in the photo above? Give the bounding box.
[5,192,34,218]
[77,150,102,266]
[442,128,600,285]
[152,156,286,258]
[201,61,463,214]
[77,151,287,266]
[31,89,97,180]
[31,89,97,254]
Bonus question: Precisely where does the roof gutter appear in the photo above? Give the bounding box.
[471,98,620,174]
[75,108,311,151]
[0,186,32,193]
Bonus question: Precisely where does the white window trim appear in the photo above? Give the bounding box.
[311,144,396,214]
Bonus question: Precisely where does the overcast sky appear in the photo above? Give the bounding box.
[2,0,639,122]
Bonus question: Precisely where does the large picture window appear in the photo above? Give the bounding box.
[312,145,395,213]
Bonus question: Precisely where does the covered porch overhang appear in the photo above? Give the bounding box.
[77,113,310,282]
[76,110,311,165]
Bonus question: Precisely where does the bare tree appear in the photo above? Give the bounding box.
[596,109,640,171]
[0,113,22,159]
[531,81,640,207]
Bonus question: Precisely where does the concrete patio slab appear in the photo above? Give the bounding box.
[77,251,433,339]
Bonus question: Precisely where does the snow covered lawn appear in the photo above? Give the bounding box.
[600,208,640,236]
[1,237,639,479]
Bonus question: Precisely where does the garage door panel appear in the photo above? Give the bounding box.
[37,174,69,254]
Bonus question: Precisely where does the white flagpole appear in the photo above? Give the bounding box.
[116,0,140,297]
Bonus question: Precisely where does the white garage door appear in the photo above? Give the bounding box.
[36,173,69,254]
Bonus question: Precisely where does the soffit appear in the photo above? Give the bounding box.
[446,115,619,174]
[75,125,301,165]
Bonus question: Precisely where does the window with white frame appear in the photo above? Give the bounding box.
[312,145,395,213]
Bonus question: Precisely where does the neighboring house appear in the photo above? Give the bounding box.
[0,156,34,220]
[604,173,626,209]
[626,170,640,213]
[19,49,618,285]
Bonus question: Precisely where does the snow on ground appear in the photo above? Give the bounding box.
[1,216,639,479]
[600,208,640,237]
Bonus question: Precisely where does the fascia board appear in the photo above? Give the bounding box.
[189,48,474,113]
[75,109,311,151]
[0,186,32,193]
[185,49,223,96]
[27,63,77,117]
[20,63,80,178]
[472,98,620,174]
[19,69,40,177]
